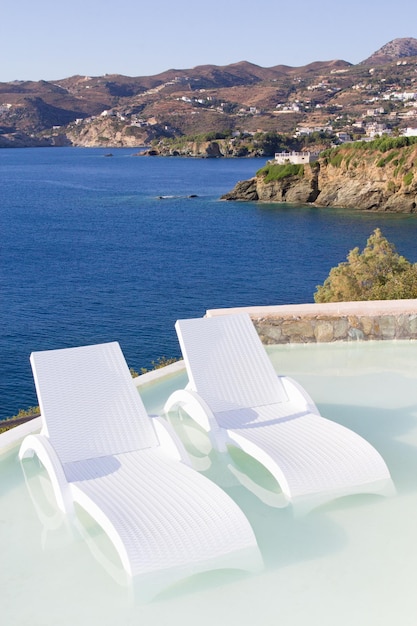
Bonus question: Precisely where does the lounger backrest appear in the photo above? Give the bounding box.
[176,313,288,413]
[30,342,159,464]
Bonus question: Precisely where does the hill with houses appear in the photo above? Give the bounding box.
[1,38,417,150]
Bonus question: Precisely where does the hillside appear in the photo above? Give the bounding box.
[1,38,417,148]
[221,137,417,212]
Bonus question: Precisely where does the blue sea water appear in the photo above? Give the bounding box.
[2,147,417,420]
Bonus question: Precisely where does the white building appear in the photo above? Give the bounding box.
[366,122,392,138]
[274,151,319,165]
[366,107,385,117]
[390,92,417,102]
[336,132,352,143]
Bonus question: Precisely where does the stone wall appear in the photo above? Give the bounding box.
[206,300,417,344]
[255,310,417,344]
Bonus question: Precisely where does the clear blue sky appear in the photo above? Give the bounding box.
[2,0,416,82]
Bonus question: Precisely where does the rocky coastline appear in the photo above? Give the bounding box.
[140,139,261,158]
[221,142,417,213]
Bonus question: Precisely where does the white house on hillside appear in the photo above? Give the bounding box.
[336,132,352,143]
[274,151,320,164]
[402,127,417,137]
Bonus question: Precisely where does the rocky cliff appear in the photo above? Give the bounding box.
[64,116,154,148]
[221,141,417,212]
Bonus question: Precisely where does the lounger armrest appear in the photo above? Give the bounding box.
[279,375,321,415]
[151,415,192,466]
[164,389,228,452]
[19,434,75,518]
[164,389,218,431]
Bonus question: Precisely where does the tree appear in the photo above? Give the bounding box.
[314,228,417,302]
[253,131,287,156]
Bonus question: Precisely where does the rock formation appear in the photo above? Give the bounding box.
[144,139,258,158]
[221,142,417,213]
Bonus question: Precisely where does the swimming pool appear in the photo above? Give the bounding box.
[2,340,417,625]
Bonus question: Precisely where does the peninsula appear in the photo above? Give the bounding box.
[221,137,417,212]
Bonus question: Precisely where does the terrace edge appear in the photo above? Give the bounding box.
[206,299,417,344]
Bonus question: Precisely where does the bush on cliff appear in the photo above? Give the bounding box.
[314,228,417,302]
[256,162,304,182]
[320,136,417,169]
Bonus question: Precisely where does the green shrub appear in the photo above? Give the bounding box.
[203,130,232,141]
[139,356,180,375]
[320,147,343,164]
[329,153,344,167]
[369,136,417,152]
[1,406,40,432]
[386,150,399,162]
[377,150,399,167]
[256,163,304,182]
[314,228,417,302]
[124,126,143,137]
[403,171,413,186]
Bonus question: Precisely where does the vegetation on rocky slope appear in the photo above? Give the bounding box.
[313,137,417,210]
[224,137,417,212]
[256,162,305,181]
[320,135,417,168]
[150,130,334,158]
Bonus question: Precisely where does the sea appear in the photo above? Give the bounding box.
[2,146,417,420]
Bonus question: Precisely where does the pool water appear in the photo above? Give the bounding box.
[2,340,417,626]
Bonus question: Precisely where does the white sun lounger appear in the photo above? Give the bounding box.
[164,313,395,513]
[19,341,262,599]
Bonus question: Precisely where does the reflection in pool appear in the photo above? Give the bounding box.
[2,340,417,626]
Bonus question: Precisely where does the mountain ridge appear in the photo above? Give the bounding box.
[360,37,417,65]
[1,37,417,148]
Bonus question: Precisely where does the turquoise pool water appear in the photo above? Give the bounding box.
[2,340,417,625]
